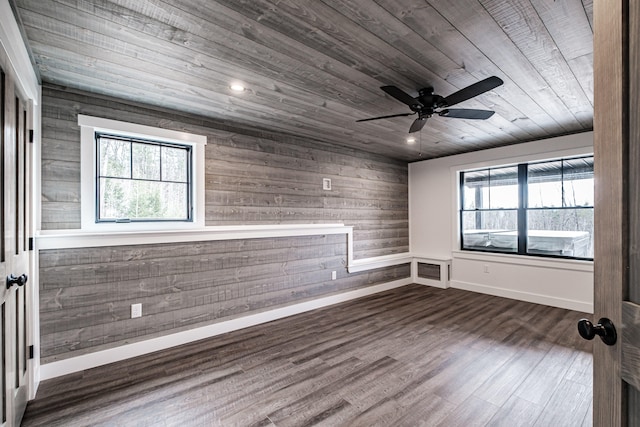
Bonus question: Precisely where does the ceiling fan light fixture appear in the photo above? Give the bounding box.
[229,83,246,92]
[406,137,416,145]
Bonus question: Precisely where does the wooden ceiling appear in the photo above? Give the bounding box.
[12,0,594,161]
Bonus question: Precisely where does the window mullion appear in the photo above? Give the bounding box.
[188,146,193,220]
[459,171,465,249]
[517,163,528,254]
[561,159,565,207]
[474,186,482,229]
[95,133,101,222]
[159,145,163,182]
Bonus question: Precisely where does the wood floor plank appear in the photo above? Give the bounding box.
[432,344,519,405]
[533,379,592,427]
[384,393,456,427]
[486,395,544,427]
[436,395,501,427]
[513,343,580,407]
[565,350,594,387]
[582,400,594,427]
[473,343,548,407]
[22,284,593,426]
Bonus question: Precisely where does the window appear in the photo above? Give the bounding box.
[79,115,206,231]
[460,155,594,260]
[96,134,192,222]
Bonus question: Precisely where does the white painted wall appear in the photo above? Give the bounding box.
[409,132,594,313]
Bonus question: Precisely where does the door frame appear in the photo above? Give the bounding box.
[0,0,41,403]
[593,0,640,425]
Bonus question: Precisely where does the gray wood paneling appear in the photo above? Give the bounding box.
[40,85,409,259]
[38,80,409,365]
[38,234,410,362]
[14,0,594,161]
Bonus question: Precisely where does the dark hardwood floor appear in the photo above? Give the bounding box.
[22,284,593,426]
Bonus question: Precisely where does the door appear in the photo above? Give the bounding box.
[592,0,640,425]
[0,64,30,425]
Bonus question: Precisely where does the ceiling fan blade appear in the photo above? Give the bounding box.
[356,112,415,122]
[439,108,495,120]
[441,76,504,107]
[381,86,423,109]
[409,116,428,133]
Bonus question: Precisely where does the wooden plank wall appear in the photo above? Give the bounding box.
[40,84,409,259]
[39,84,410,362]
[39,234,411,362]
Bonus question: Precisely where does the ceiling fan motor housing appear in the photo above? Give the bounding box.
[416,88,443,117]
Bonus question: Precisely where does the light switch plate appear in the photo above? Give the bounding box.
[323,178,331,190]
[131,303,142,318]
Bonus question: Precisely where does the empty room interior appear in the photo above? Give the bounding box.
[1,0,638,426]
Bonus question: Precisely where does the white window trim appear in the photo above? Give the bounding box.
[79,115,207,231]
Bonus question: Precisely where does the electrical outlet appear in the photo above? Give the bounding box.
[131,303,142,318]
[331,271,337,280]
[483,264,489,273]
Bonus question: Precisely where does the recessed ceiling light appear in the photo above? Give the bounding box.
[230,83,245,92]
[406,137,416,145]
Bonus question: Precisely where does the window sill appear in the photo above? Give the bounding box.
[452,250,593,272]
[36,223,352,250]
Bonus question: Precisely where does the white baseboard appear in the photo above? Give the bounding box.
[414,277,448,289]
[40,278,412,380]
[450,280,593,313]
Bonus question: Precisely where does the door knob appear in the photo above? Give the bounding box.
[6,274,27,289]
[577,317,617,346]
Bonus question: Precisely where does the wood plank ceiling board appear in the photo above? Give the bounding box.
[374,0,559,135]
[12,0,594,161]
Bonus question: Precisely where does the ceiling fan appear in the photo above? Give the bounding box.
[357,76,504,133]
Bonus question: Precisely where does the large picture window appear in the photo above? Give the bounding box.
[460,155,593,260]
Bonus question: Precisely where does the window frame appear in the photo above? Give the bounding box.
[79,115,207,232]
[95,133,193,223]
[459,155,594,261]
